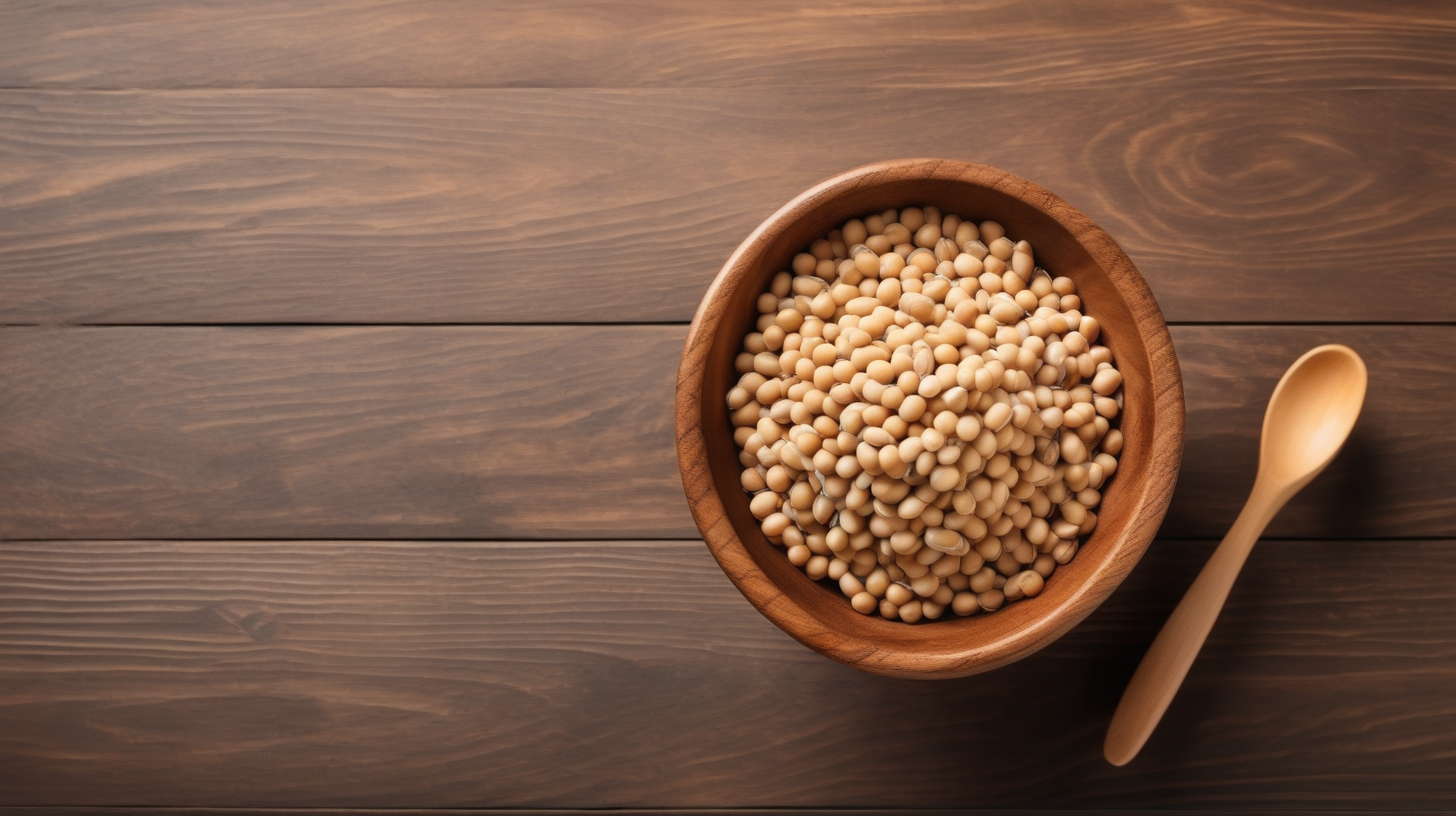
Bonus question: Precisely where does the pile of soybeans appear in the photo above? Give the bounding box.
[728,207,1124,622]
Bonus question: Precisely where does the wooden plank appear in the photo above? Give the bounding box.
[0,325,1450,541]
[1,538,1453,808]
[0,326,692,540]
[0,812,1439,816]
[1165,326,1456,539]
[1,1,1452,90]
[0,88,1453,325]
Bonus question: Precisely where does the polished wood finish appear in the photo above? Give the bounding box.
[3,1,1452,89]
[1,89,1452,324]
[3,0,1452,809]
[1106,346,1368,765]
[677,159,1184,678]
[8,812,1436,816]
[0,326,1451,541]
[0,327,687,540]
[2,538,1456,808]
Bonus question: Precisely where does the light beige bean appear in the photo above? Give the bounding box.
[881,445,910,478]
[805,555,829,579]
[1016,569,1045,597]
[851,591,878,614]
[1012,250,1034,278]
[995,551,1021,577]
[1052,541,1077,564]
[860,425,893,447]
[1052,519,1081,540]
[983,402,1012,432]
[1059,432,1088,464]
[884,222,912,244]
[897,494,928,519]
[898,394,928,422]
[889,529,920,556]
[885,582,914,606]
[914,223,942,248]
[1093,452,1118,477]
[1091,367,1123,396]
[951,591,979,615]
[1028,553,1054,578]
[1003,573,1026,600]
[854,249,880,276]
[761,512,792,537]
[923,526,967,554]
[749,490,781,519]
[812,494,836,524]
[989,297,1022,325]
[914,544,944,566]
[911,572,940,597]
[788,480,815,510]
[865,568,890,597]
[927,465,961,492]
[931,555,962,578]
[953,253,984,278]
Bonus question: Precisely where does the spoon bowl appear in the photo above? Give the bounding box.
[1259,345,1369,490]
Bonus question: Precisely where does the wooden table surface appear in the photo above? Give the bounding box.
[2,2,1454,812]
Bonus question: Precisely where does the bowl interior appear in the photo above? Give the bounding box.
[687,166,1179,677]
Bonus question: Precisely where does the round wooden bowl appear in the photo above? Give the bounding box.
[676,159,1184,678]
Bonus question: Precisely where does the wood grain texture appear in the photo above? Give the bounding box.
[1,1,1453,90]
[0,325,1449,541]
[1165,326,1456,539]
[1,538,1454,808]
[0,0,1448,809]
[4,812,1438,816]
[676,158,1183,678]
[1,89,1453,324]
[0,326,690,540]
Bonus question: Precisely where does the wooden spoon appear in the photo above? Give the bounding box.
[1104,344,1368,766]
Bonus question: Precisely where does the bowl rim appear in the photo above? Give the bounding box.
[676,158,1184,678]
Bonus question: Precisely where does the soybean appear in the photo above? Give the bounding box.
[729,206,1125,622]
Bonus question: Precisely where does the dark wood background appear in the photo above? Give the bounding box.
[1,1,1454,811]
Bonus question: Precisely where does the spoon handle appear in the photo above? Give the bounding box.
[1103,485,1286,766]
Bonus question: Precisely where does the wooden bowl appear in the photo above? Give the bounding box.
[676,159,1184,678]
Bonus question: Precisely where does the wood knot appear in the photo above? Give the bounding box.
[238,610,278,641]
